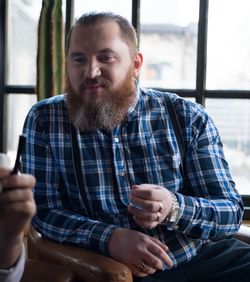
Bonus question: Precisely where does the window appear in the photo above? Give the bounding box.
[6,0,42,85]
[4,0,42,163]
[207,0,250,90]
[206,99,250,196]
[140,0,199,89]
[74,0,132,21]
[205,0,250,199]
[1,0,249,217]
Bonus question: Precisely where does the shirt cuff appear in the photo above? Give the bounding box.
[88,222,117,256]
[0,243,25,282]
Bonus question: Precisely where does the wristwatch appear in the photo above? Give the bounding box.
[164,192,180,223]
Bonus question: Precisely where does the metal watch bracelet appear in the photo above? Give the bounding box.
[162,191,179,223]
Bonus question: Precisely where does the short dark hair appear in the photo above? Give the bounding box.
[66,11,138,55]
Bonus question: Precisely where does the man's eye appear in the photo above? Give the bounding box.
[72,57,85,63]
[99,55,114,63]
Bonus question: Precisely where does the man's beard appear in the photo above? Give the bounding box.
[66,69,137,132]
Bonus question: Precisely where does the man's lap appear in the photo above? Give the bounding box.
[133,238,250,282]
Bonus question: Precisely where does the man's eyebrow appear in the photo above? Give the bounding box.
[98,48,116,54]
[69,49,116,57]
[70,52,84,57]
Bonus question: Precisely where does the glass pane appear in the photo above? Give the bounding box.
[5,94,37,166]
[140,0,199,89]
[6,0,43,85]
[206,99,250,195]
[207,0,250,90]
[74,0,132,22]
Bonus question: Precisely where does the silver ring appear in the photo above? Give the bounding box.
[140,261,146,269]
[156,211,160,222]
[158,202,163,213]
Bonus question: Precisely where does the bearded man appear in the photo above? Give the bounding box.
[22,12,250,282]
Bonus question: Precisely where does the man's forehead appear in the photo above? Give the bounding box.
[71,21,120,38]
[68,21,129,52]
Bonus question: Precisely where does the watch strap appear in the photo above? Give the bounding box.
[163,192,179,223]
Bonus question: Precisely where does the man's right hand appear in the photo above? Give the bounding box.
[108,228,173,277]
[0,167,36,268]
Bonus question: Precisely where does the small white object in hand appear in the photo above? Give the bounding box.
[0,153,11,193]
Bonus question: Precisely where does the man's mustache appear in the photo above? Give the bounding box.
[79,79,111,91]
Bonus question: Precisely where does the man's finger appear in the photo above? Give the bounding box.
[131,184,163,201]
[0,189,33,205]
[1,174,36,190]
[148,238,173,268]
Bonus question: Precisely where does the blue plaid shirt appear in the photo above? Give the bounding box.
[22,88,243,269]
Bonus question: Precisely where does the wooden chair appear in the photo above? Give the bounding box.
[21,259,74,282]
[27,226,133,282]
[27,224,250,282]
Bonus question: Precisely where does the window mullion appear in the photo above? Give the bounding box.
[65,0,74,41]
[0,0,6,152]
[196,0,209,106]
[132,0,140,48]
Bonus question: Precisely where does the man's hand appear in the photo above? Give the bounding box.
[108,228,173,277]
[0,167,36,268]
[128,184,173,229]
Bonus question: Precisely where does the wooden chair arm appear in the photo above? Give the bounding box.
[27,226,133,282]
[21,259,74,282]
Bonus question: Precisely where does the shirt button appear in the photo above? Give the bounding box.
[174,225,179,230]
[114,137,119,143]
[119,171,125,176]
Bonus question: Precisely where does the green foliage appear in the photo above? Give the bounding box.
[37,0,65,100]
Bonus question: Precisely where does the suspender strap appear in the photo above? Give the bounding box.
[163,94,186,175]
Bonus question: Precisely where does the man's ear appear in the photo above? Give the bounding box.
[133,52,143,78]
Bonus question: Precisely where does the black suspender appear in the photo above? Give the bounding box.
[163,94,186,176]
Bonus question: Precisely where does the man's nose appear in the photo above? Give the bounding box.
[86,59,101,79]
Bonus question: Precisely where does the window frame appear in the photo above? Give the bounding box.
[0,0,249,218]
[0,0,6,152]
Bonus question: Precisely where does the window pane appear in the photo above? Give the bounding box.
[206,99,250,195]
[74,0,132,22]
[140,0,199,89]
[207,0,250,90]
[6,0,42,85]
[5,94,37,165]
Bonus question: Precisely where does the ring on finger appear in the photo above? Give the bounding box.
[139,261,148,272]
[156,211,161,222]
[158,202,163,213]
[140,261,146,269]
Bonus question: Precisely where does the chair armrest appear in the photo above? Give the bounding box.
[21,259,74,282]
[28,226,133,282]
[235,224,250,244]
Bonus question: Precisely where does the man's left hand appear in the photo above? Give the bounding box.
[128,184,172,229]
